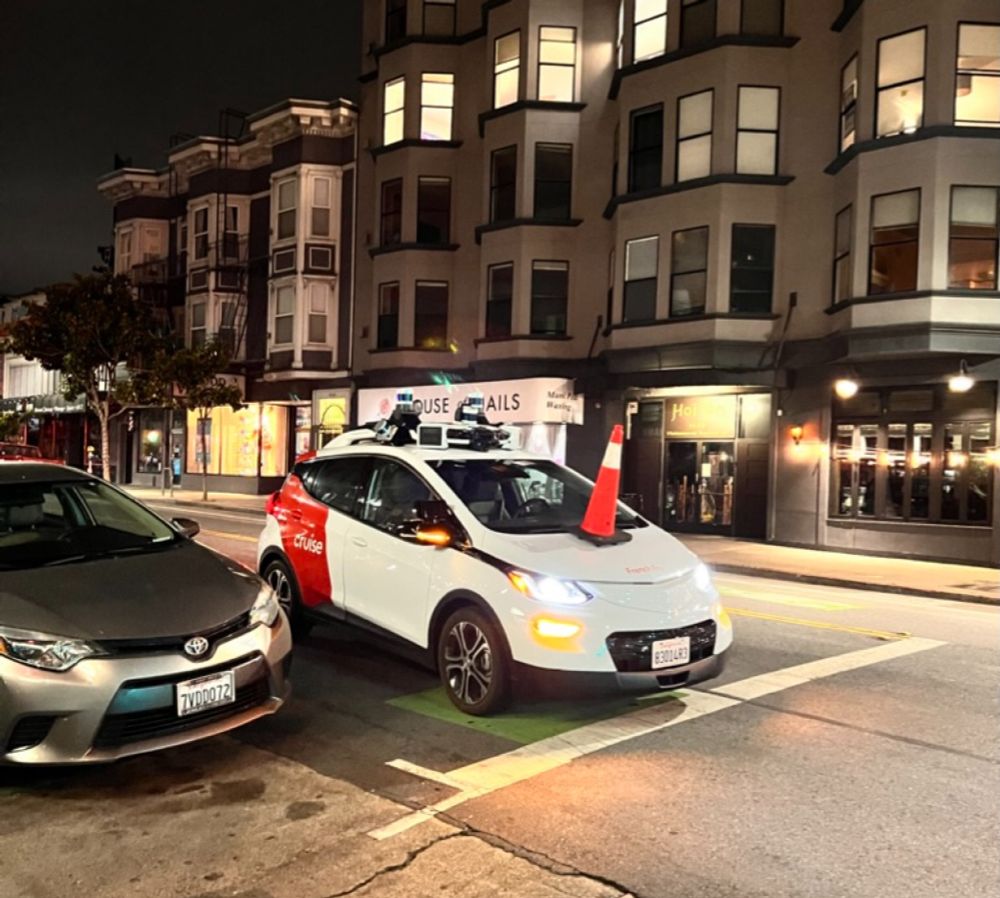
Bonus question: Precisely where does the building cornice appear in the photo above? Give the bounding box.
[478,101,586,137]
[603,175,795,219]
[825,125,1000,175]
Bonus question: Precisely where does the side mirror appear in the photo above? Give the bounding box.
[413,523,456,548]
[172,517,201,539]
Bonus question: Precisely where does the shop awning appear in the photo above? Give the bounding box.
[0,394,86,415]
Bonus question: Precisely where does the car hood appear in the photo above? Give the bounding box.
[480,523,699,586]
[0,541,261,640]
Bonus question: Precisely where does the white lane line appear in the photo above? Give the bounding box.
[386,759,467,790]
[369,637,946,841]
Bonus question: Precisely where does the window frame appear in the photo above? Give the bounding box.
[633,0,668,64]
[414,280,450,349]
[306,281,328,345]
[416,175,452,244]
[628,103,664,193]
[736,84,781,176]
[832,203,854,305]
[311,176,332,238]
[275,178,297,242]
[537,25,577,103]
[377,281,400,350]
[530,260,570,336]
[623,235,660,323]
[189,300,207,348]
[422,0,456,36]
[533,142,573,221]
[729,223,776,314]
[490,144,518,223]
[272,283,296,347]
[739,0,784,37]
[380,178,404,247]
[874,27,927,139]
[382,76,406,146]
[675,88,714,183]
[680,0,717,50]
[192,207,209,260]
[840,54,859,153]
[670,225,710,318]
[493,30,521,109]
[955,21,1000,127]
[385,0,407,44]
[868,187,921,296]
[420,71,455,141]
[486,261,514,339]
[948,184,1000,291]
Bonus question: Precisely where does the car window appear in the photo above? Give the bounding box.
[302,457,370,517]
[363,459,437,534]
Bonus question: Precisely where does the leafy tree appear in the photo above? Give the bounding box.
[2,272,163,480]
[151,341,244,500]
[0,411,24,442]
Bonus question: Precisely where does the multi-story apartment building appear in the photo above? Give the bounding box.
[354,0,1000,565]
[98,99,357,493]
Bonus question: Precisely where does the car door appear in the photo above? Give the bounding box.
[343,457,439,647]
[278,455,370,618]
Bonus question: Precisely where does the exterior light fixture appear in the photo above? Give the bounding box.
[948,360,974,393]
[986,447,1000,467]
[834,377,859,400]
[789,424,804,445]
[947,450,968,469]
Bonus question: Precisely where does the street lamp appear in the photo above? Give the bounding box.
[948,360,975,394]
[834,377,859,400]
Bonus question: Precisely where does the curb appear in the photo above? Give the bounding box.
[131,494,266,517]
[709,562,1000,607]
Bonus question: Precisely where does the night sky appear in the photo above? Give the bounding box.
[0,0,362,296]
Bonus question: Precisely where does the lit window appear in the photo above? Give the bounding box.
[486,263,514,339]
[531,262,569,336]
[380,179,403,246]
[730,224,775,314]
[420,73,454,140]
[616,0,625,68]
[307,283,328,344]
[949,186,999,290]
[383,76,406,145]
[423,0,456,36]
[538,27,576,102]
[378,283,400,349]
[680,0,716,49]
[494,31,520,108]
[956,23,1000,127]
[534,143,573,220]
[876,29,925,138]
[869,189,920,295]
[415,281,449,349]
[633,0,667,63]
[417,177,451,244]
[671,226,708,317]
[623,236,659,322]
[676,90,713,182]
[273,285,295,345]
[840,55,858,151]
[276,180,296,241]
[740,0,783,36]
[312,177,332,237]
[736,86,779,175]
[833,205,853,303]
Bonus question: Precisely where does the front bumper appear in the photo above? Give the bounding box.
[0,614,292,765]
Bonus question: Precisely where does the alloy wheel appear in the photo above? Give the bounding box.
[267,566,293,616]
[444,620,494,707]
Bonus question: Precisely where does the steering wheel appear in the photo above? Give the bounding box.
[513,497,551,518]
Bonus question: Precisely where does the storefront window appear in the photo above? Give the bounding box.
[832,388,994,525]
[185,404,288,478]
[137,413,165,474]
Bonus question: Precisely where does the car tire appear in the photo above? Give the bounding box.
[263,558,313,641]
[437,607,511,716]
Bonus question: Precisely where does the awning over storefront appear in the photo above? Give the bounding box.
[0,394,85,415]
[357,377,584,426]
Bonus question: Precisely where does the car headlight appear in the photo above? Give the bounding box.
[0,626,103,672]
[692,562,714,594]
[250,585,280,628]
[507,570,592,605]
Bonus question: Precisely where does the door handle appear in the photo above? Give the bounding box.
[351,536,368,548]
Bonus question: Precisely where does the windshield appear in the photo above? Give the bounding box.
[0,444,41,458]
[0,479,178,570]
[430,459,645,534]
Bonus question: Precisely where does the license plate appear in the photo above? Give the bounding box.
[176,671,235,717]
[651,636,691,670]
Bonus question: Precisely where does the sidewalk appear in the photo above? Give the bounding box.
[677,534,1000,605]
[124,486,1000,605]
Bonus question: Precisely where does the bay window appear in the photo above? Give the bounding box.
[486,263,514,338]
[736,86,780,175]
[840,55,858,151]
[671,226,709,317]
[415,281,449,349]
[490,145,517,222]
[190,301,206,348]
[633,0,667,63]
[380,178,403,246]
[531,261,569,336]
[311,178,331,238]
[383,76,406,145]
[730,224,775,314]
[307,283,328,344]
[869,189,919,295]
[949,186,999,290]
[676,90,713,182]
[833,205,853,303]
[680,0,716,49]
[741,0,783,36]
[193,207,209,258]
[956,23,1000,126]
[534,143,573,220]
[538,27,576,102]
[628,104,663,192]
[385,0,406,43]
[276,180,296,241]
[876,29,925,138]
[624,236,659,322]
[378,283,399,349]
[494,31,520,108]
[417,176,451,244]
[420,73,454,141]
[423,0,456,36]
[273,285,295,346]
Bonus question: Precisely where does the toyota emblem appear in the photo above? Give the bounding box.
[184,636,210,658]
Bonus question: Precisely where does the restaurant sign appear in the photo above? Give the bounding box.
[664,394,737,439]
[358,377,584,425]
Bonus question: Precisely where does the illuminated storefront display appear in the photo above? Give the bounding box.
[185,403,289,478]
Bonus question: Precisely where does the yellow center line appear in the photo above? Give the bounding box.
[726,606,910,641]
[199,529,259,544]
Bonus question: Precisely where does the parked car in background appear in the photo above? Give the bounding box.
[0,463,291,764]
[0,443,61,463]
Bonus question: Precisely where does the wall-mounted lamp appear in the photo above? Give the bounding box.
[834,377,859,400]
[948,360,975,394]
[789,424,804,445]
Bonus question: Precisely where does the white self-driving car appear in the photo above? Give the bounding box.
[257,412,731,715]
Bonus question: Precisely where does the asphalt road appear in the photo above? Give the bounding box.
[3,499,998,898]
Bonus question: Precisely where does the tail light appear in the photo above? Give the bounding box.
[265,491,281,516]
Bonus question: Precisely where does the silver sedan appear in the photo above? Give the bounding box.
[0,463,291,764]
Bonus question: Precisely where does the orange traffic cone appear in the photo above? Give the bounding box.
[578,425,632,545]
